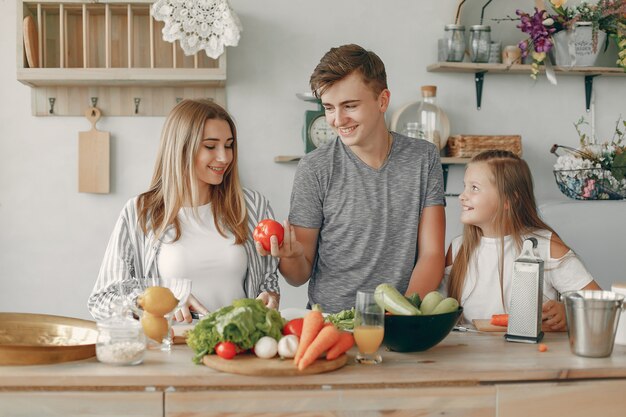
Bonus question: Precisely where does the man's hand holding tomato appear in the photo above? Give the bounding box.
[254,220,305,260]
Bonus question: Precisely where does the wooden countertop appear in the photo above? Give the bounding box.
[2,331,625,391]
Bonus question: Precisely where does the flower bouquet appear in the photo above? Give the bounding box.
[513,0,626,79]
[551,116,626,200]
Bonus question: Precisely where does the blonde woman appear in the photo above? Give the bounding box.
[88,99,279,322]
[444,150,600,331]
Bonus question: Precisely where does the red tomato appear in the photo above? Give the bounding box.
[282,318,304,337]
[253,219,284,251]
[215,341,237,360]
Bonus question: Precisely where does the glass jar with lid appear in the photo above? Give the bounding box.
[444,24,466,62]
[96,316,146,366]
[402,122,420,138]
[469,25,491,63]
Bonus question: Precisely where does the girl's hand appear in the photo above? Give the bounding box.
[256,291,279,309]
[541,300,567,332]
[255,220,304,259]
[174,294,209,323]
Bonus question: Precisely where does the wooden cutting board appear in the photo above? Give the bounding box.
[23,15,38,68]
[473,319,507,332]
[78,107,110,193]
[203,353,348,376]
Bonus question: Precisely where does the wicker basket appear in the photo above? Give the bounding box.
[446,135,522,158]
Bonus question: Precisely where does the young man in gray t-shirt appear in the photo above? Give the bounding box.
[256,44,446,313]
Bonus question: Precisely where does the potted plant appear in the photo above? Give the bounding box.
[514,0,626,79]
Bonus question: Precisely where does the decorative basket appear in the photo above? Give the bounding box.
[551,144,626,201]
[446,135,522,158]
[553,168,626,200]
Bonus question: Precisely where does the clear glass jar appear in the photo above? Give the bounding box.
[96,316,146,366]
[415,85,442,150]
[402,122,420,138]
[469,25,491,63]
[444,24,466,62]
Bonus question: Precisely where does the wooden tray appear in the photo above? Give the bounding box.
[473,319,507,332]
[203,353,348,376]
[0,313,97,365]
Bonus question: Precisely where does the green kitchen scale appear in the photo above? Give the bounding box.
[297,93,336,153]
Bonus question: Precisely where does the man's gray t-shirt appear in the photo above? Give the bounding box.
[288,132,445,313]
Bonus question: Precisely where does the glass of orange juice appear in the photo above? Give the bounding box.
[354,291,384,364]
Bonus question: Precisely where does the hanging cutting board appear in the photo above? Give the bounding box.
[78,107,110,193]
[23,15,38,68]
[473,319,507,332]
[203,353,348,376]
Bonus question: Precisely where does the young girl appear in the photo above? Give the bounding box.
[445,150,601,331]
[88,99,280,322]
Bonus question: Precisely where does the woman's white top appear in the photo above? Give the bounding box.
[442,229,594,325]
[157,203,247,312]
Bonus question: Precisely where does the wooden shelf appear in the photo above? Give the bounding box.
[275,155,470,164]
[427,62,626,111]
[427,62,626,76]
[17,0,227,116]
[274,155,303,163]
[17,68,226,88]
[275,155,468,196]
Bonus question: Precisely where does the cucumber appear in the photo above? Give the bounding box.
[374,284,421,316]
[420,291,445,315]
[431,297,460,315]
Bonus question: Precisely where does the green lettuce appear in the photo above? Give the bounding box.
[186,298,284,363]
[325,307,355,331]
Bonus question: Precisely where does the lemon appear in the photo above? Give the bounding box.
[140,312,169,343]
[137,286,178,316]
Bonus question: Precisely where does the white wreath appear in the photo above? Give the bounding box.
[151,0,242,59]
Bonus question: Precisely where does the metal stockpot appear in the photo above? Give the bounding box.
[562,290,625,358]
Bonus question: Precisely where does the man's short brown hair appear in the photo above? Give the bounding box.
[309,44,388,98]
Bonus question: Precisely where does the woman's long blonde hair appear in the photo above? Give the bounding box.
[137,99,248,244]
[447,150,555,302]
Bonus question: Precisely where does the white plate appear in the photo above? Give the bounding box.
[389,100,450,149]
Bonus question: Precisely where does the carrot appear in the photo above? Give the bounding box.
[326,331,355,361]
[298,325,341,371]
[538,343,548,352]
[491,314,509,327]
[293,307,325,366]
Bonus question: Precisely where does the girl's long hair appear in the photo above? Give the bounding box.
[137,99,248,244]
[447,150,556,303]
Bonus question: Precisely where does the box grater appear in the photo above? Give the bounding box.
[505,238,544,343]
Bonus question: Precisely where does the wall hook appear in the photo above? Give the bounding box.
[91,97,98,108]
[134,97,141,114]
[176,97,183,104]
[48,97,56,114]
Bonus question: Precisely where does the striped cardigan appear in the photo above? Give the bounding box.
[87,188,280,320]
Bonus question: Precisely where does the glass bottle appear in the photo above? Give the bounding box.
[444,24,466,62]
[469,25,491,63]
[416,85,442,150]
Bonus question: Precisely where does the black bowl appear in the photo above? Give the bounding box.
[383,307,463,352]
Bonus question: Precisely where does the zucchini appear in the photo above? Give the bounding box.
[374,284,421,316]
[420,291,445,315]
[431,297,460,315]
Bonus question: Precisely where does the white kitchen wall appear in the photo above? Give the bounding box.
[1,0,624,320]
